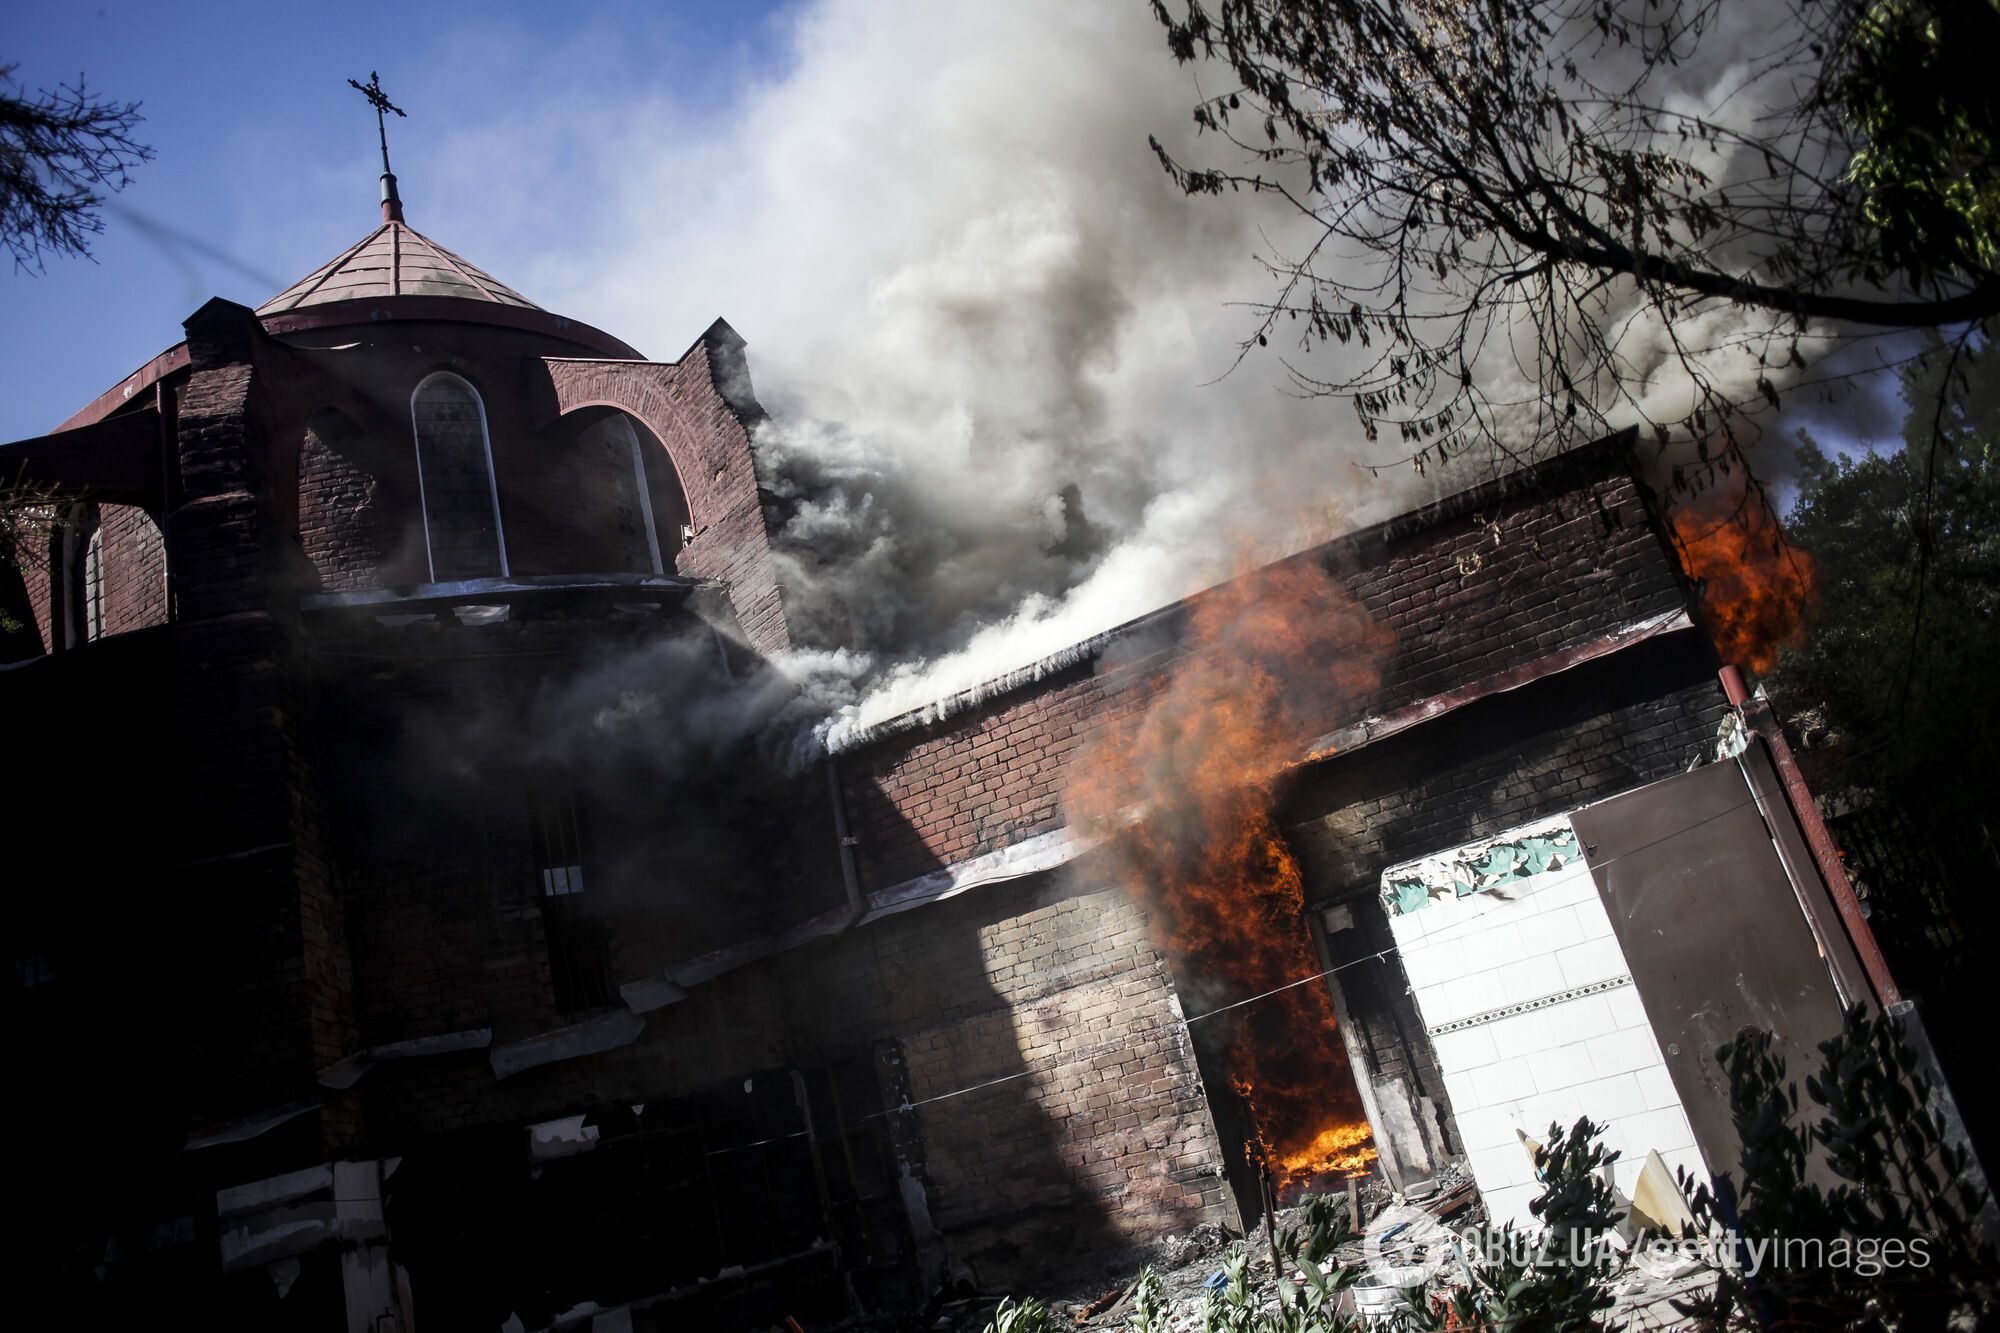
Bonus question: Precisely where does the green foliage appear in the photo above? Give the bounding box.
[1833,0,2000,289]
[1400,1119,1623,1333]
[1274,1191,1358,1267]
[1128,1267,1167,1332]
[1674,1004,1995,1330]
[1196,1235,1367,1333]
[981,1295,1054,1333]
[1770,339,2000,787]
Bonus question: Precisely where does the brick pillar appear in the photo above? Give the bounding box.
[168,299,357,1135]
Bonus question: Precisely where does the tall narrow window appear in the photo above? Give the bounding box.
[576,413,664,575]
[83,527,106,641]
[411,373,508,582]
[57,504,103,649]
[530,788,614,1014]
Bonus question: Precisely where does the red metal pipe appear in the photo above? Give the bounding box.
[1719,663,1751,708]
[1719,666,1902,1006]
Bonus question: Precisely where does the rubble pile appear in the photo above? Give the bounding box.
[928,1162,1720,1332]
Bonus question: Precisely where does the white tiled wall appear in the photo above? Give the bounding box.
[1385,819,1705,1230]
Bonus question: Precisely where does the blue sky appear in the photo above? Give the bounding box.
[2,0,796,439]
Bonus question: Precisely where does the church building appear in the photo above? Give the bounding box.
[2,146,1905,1330]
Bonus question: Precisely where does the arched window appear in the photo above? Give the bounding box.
[410,373,508,582]
[574,412,665,575]
[56,503,104,649]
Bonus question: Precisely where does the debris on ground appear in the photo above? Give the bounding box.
[954,1161,1724,1332]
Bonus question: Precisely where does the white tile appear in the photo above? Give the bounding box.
[1469,1060,1539,1108]
[1572,902,1620,942]
[1455,1105,1523,1152]
[1482,1183,1541,1233]
[1610,1154,1648,1199]
[1397,941,1448,991]
[1517,1088,1586,1142]
[1526,908,1585,953]
[1587,1028,1662,1078]
[1555,937,1629,988]
[1573,1073,1648,1123]
[1517,876,1568,915]
[1488,1009,1558,1061]
[1473,919,1529,962]
[1430,1024,1501,1072]
[1636,1065,1682,1112]
[1426,932,1481,983]
[1440,1066,1487,1117]
[1495,958,1549,1005]
[1444,971,1507,1022]
[1469,1140,1536,1191]
[1621,1106,1697,1157]
[1411,981,1459,1028]
[1604,986,1652,1032]
[1535,869,1600,910]
[1547,995,1619,1045]
[1661,1145,1710,1189]
[1529,1042,1597,1096]
[1387,908,1432,943]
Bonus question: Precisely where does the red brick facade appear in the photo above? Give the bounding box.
[2,243,1728,1330]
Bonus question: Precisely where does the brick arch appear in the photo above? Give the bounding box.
[543,405,692,574]
[538,325,788,653]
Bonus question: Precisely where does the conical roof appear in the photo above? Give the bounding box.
[256,221,540,314]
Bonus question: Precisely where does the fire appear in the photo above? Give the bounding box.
[1279,1122,1379,1181]
[1066,559,1391,1197]
[1668,484,1817,674]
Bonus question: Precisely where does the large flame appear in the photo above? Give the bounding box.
[1669,484,1817,674]
[1066,560,1391,1196]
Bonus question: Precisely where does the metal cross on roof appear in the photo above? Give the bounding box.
[347,72,409,223]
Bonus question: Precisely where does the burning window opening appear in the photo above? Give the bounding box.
[1067,559,1394,1206]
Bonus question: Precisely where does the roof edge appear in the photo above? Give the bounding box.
[825,429,1644,753]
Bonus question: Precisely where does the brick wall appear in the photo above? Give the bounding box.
[343,864,1233,1288]
[271,321,758,598]
[542,327,790,654]
[838,442,1693,902]
[13,499,167,652]
[848,878,1232,1271]
[1281,634,1728,896]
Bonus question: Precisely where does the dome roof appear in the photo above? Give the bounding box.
[256,221,539,314]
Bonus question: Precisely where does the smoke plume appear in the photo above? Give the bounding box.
[527,0,1846,732]
[536,1,1438,732]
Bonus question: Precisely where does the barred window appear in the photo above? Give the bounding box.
[83,527,105,641]
[411,373,508,581]
[530,788,613,1014]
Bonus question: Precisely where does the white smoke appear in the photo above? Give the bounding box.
[531,0,1434,737]
[518,0,1847,740]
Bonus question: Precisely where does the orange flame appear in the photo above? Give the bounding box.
[1066,559,1392,1196]
[1669,486,1818,674]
